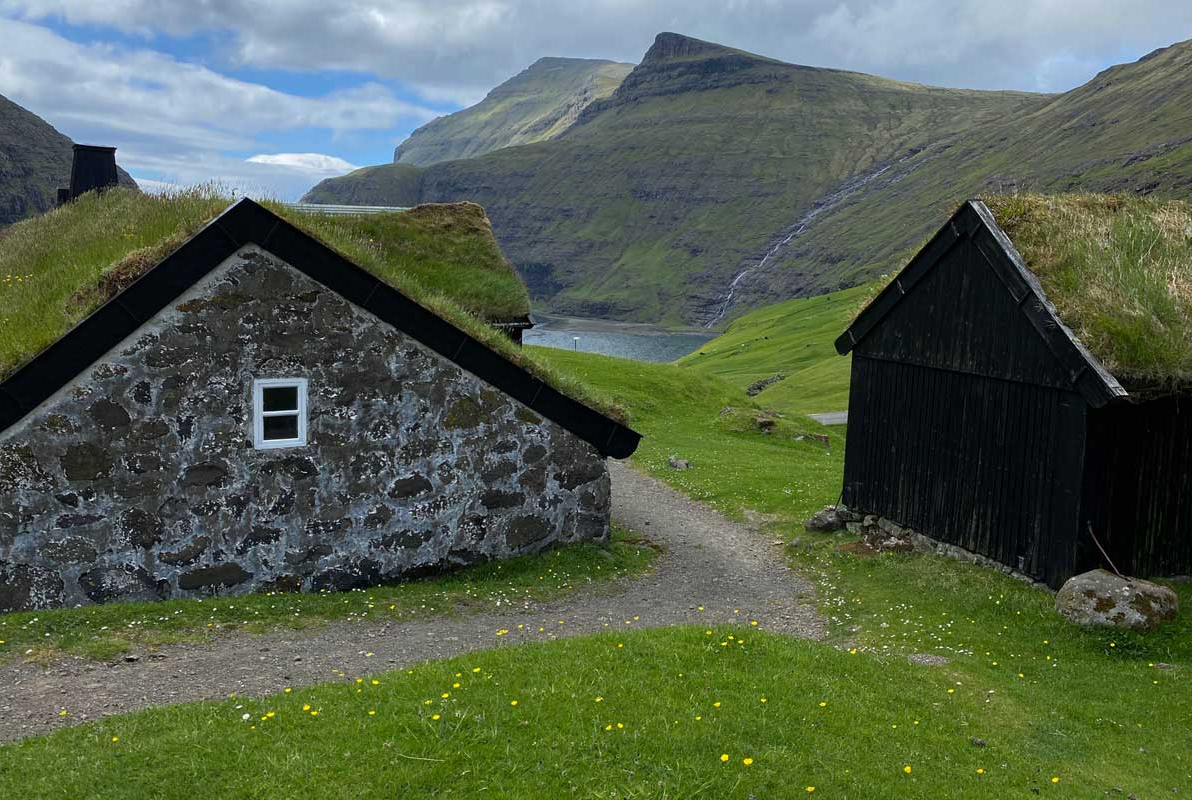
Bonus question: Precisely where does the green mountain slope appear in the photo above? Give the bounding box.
[308,34,1192,327]
[307,33,1045,326]
[678,284,872,415]
[394,58,633,166]
[741,38,1192,310]
[0,93,136,227]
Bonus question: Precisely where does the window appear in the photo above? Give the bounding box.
[253,378,308,449]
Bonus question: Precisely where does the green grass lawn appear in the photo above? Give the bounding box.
[3,612,1186,798]
[2,312,1189,798]
[529,346,844,523]
[0,528,655,663]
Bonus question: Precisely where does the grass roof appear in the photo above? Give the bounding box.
[0,188,623,421]
[983,192,1192,389]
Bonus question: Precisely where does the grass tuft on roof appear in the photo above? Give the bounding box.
[0,187,624,422]
[984,192,1192,389]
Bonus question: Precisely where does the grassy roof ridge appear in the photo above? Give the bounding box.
[0,188,624,422]
[983,192,1192,388]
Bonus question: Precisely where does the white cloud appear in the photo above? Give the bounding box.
[246,153,359,174]
[0,16,436,198]
[5,0,1192,94]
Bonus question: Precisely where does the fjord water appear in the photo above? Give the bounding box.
[524,314,714,363]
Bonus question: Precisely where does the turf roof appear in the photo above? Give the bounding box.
[0,188,624,422]
[984,193,1192,389]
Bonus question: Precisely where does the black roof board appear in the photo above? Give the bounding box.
[0,198,641,458]
[834,200,1127,409]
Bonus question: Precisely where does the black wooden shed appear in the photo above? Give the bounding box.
[835,198,1192,588]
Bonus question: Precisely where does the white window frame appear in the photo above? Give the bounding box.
[252,378,308,450]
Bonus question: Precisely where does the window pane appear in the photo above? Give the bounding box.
[262,414,299,441]
[262,386,299,412]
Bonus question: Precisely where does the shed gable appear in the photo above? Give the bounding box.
[852,231,1076,391]
[836,201,1126,407]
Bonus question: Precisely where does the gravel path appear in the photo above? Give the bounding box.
[0,461,822,742]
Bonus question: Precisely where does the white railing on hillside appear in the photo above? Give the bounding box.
[282,203,410,216]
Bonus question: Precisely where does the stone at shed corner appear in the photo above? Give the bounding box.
[667,456,690,470]
[804,504,862,532]
[1055,569,1178,630]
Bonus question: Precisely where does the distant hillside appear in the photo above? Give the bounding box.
[305,33,1192,327]
[678,285,874,415]
[394,58,634,166]
[0,93,136,227]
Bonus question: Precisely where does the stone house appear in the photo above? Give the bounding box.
[0,193,639,612]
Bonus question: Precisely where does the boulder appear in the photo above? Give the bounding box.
[667,456,691,470]
[1055,570,1178,630]
[805,505,845,532]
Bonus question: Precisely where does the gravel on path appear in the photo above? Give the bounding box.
[0,460,823,742]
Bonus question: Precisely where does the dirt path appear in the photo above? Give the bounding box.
[0,461,822,742]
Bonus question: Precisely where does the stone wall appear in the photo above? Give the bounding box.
[0,246,610,612]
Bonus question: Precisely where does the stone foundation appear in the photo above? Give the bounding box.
[0,246,610,611]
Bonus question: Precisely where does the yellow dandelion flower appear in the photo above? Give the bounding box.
[368,710,376,716]
[849,648,857,655]
[806,787,815,793]
[310,710,318,717]
[595,697,603,703]
[713,702,721,708]
[695,715,702,721]
[453,682,461,688]
[423,700,432,705]
[432,714,441,721]
[371,679,380,686]
[302,704,311,711]
[705,630,713,636]
[1051,777,1060,784]
[355,678,364,684]
[605,724,613,731]
[818,701,827,708]
[617,643,624,649]
[720,754,730,763]
[441,693,450,699]
[58,710,68,717]
[976,768,985,775]
[750,620,759,627]
[283,687,292,694]
[111,736,119,743]
[743,758,754,766]
[760,697,767,703]
[616,722,624,729]
[633,615,639,621]
[510,700,518,707]
[697,606,704,611]
[266,711,275,718]
[947,688,955,694]
[472,667,481,673]
[903,765,912,774]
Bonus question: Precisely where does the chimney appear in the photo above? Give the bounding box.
[60,144,119,204]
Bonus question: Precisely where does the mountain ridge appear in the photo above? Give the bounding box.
[305,32,1191,327]
[393,56,633,166]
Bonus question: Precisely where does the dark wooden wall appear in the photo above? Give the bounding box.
[843,231,1089,588]
[844,357,1086,587]
[1083,396,1192,578]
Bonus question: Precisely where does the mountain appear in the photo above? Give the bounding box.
[394,57,634,166]
[1,93,137,227]
[305,33,1192,327]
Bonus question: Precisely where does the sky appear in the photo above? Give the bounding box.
[2,1,1190,200]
